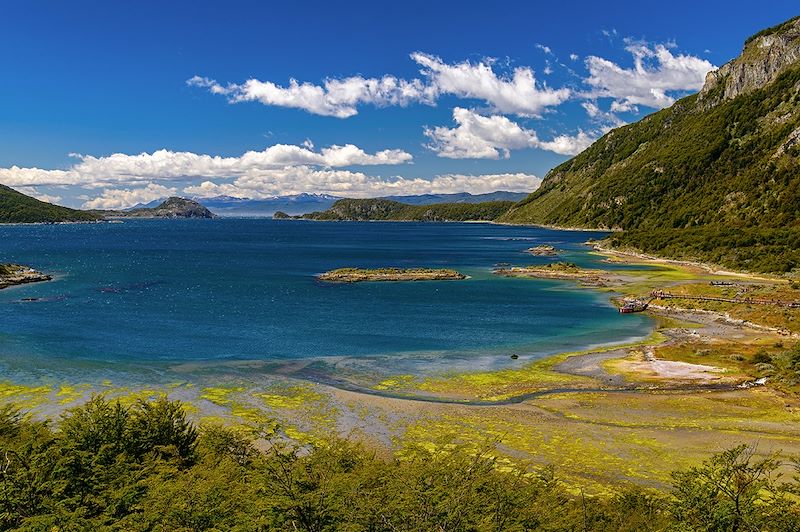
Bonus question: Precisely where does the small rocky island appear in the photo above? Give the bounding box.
[525,245,560,256]
[318,267,467,283]
[494,262,608,286]
[0,264,52,289]
[97,197,217,219]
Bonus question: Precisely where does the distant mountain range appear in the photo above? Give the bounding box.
[132,191,529,218]
[194,193,340,217]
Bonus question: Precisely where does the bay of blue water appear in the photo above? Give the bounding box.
[0,220,652,385]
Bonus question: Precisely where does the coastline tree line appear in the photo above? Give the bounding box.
[0,396,798,530]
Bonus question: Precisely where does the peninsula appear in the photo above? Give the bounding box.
[318,267,467,282]
[298,198,514,222]
[0,263,51,289]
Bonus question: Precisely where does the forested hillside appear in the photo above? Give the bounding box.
[0,185,98,223]
[500,17,800,273]
[301,198,515,222]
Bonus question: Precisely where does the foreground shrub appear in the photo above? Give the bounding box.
[0,397,798,530]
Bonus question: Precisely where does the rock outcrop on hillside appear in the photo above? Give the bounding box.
[700,16,800,104]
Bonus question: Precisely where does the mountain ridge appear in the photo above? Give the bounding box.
[499,16,800,272]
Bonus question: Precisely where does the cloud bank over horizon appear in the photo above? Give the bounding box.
[0,143,540,209]
[3,36,715,209]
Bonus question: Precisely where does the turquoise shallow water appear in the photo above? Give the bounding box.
[0,220,653,385]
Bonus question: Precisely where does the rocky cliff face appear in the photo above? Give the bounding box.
[700,16,800,105]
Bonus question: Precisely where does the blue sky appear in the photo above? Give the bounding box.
[1,1,798,208]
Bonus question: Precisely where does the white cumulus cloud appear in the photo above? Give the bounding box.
[189,52,571,118]
[184,169,540,199]
[188,75,435,119]
[82,183,178,210]
[11,186,63,205]
[0,142,540,208]
[410,52,570,117]
[536,131,595,156]
[424,108,537,159]
[583,41,715,110]
[425,108,595,159]
[0,143,412,189]
[0,167,78,187]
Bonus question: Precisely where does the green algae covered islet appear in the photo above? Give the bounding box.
[318,267,467,283]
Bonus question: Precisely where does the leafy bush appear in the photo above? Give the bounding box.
[671,445,798,531]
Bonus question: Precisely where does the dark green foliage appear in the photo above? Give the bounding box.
[0,396,197,528]
[670,445,799,531]
[608,226,800,273]
[0,398,798,530]
[124,398,197,462]
[749,342,800,387]
[0,405,22,440]
[0,184,98,223]
[302,198,515,222]
[752,349,773,365]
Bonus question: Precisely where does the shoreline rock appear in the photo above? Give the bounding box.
[0,264,52,289]
[525,245,560,256]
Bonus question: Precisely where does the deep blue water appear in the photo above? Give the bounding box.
[0,220,652,384]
